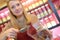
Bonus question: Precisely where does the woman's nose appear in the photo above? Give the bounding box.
[16,7,19,10]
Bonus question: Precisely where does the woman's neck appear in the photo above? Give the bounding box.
[16,14,27,28]
[17,14,25,21]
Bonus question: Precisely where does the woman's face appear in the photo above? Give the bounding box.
[9,0,23,17]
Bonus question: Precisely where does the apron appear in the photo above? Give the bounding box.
[17,24,36,40]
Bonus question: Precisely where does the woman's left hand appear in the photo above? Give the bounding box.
[37,29,52,40]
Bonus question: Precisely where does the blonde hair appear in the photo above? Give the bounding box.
[5,0,29,30]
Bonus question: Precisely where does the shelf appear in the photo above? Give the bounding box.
[28,2,48,12]
[0,6,7,10]
[0,20,10,25]
[0,0,7,10]
[49,23,60,30]
[39,13,52,20]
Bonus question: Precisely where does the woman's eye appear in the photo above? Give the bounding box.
[11,6,15,9]
[17,4,20,6]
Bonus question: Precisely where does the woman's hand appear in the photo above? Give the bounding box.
[37,29,52,40]
[4,28,19,39]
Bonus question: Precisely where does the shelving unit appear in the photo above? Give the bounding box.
[0,8,10,28]
[22,0,60,29]
[0,0,60,30]
[48,0,60,29]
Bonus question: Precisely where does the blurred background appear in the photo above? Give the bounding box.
[0,0,60,40]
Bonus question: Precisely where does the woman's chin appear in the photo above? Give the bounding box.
[16,14,23,17]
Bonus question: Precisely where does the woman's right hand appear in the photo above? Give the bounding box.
[4,28,19,39]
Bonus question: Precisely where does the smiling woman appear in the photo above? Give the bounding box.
[0,0,52,40]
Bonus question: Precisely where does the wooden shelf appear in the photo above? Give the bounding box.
[49,23,60,30]
[0,0,7,9]
[28,2,48,12]
[0,20,10,25]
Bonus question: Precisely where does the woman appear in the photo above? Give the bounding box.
[0,0,52,40]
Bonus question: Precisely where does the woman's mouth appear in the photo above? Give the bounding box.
[15,10,21,13]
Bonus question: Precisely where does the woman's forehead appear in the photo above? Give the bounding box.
[9,1,20,6]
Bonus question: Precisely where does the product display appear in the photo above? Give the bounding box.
[0,0,60,40]
[31,10,36,15]
[48,14,57,26]
[38,0,43,5]
[0,0,60,29]
[41,6,48,16]
[39,18,48,29]
[45,4,52,14]
[38,7,45,18]
[21,0,60,29]
[0,16,3,24]
[42,0,48,3]
[44,17,52,28]
[0,13,7,23]
[4,10,10,21]
[34,9,41,19]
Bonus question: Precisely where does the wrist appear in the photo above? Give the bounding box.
[0,31,7,40]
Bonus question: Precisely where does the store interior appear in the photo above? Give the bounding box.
[0,0,60,40]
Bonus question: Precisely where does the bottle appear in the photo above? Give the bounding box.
[23,2,29,11]
[38,7,45,18]
[34,9,41,19]
[1,13,7,23]
[0,15,3,24]
[48,14,56,26]
[31,0,37,9]
[28,0,34,10]
[31,10,36,15]
[35,2,40,7]
[39,18,48,29]
[42,0,48,3]
[32,3,36,9]
[5,11,10,21]
[52,13,59,25]
[29,5,33,10]
[45,4,52,14]
[44,16,52,28]
[41,6,48,16]
[38,0,43,6]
